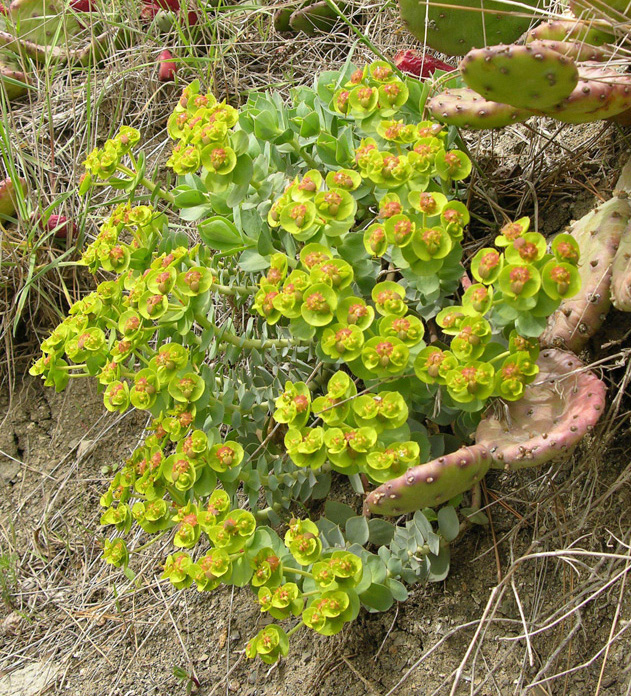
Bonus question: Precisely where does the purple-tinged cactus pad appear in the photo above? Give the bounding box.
[0,29,111,66]
[611,222,631,310]
[525,18,614,46]
[540,197,631,352]
[544,65,631,123]
[526,39,609,63]
[478,349,606,469]
[427,87,533,129]
[0,55,29,99]
[366,351,607,516]
[364,445,491,516]
[460,44,579,111]
[0,176,24,217]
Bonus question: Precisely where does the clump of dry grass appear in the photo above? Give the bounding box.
[0,0,414,385]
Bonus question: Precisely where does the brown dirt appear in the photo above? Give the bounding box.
[1,368,630,696]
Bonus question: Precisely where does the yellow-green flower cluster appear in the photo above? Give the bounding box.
[81,126,141,192]
[332,61,410,120]
[166,80,240,177]
[268,169,359,242]
[411,217,582,405]
[277,371,420,483]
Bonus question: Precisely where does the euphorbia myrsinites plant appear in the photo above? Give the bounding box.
[31,60,593,662]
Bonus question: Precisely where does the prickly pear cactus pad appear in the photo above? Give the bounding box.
[541,196,631,352]
[611,226,631,311]
[398,0,541,57]
[570,0,631,21]
[543,65,631,124]
[0,54,29,99]
[460,44,579,111]
[5,0,81,47]
[525,18,614,46]
[475,349,606,468]
[364,444,491,515]
[525,38,609,63]
[30,60,592,662]
[288,0,340,35]
[427,87,533,130]
[366,349,607,515]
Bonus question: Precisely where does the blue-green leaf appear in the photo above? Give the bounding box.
[437,506,460,542]
[345,516,370,545]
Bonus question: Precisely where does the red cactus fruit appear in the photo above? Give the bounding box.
[140,2,161,20]
[70,0,97,10]
[158,49,178,81]
[394,49,454,79]
[151,0,180,10]
[44,215,76,239]
[0,177,23,217]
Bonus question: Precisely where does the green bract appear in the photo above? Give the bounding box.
[301,283,338,326]
[371,282,406,317]
[274,382,311,427]
[552,233,580,265]
[352,391,408,432]
[446,362,495,403]
[321,323,365,361]
[168,373,205,403]
[207,509,256,553]
[365,441,421,482]
[324,425,378,472]
[285,518,322,565]
[208,441,244,474]
[541,260,581,299]
[336,297,374,330]
[379,314,425,347]
[494,352,539,401]
[191,549,232,591]
[245,625,289,664]
[471,248,503,284]
[284,426,326,468]
[362,337,410,376]
[312,371,357,425]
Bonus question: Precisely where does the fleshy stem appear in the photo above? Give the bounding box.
[210,281,258,297]
[283,567,313,579]
[287,622,304,639]
[489,351,510,364]
[194,313,310,350]
[289,138,319,169]
[117,165,176,205]
[131,530,168,554]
